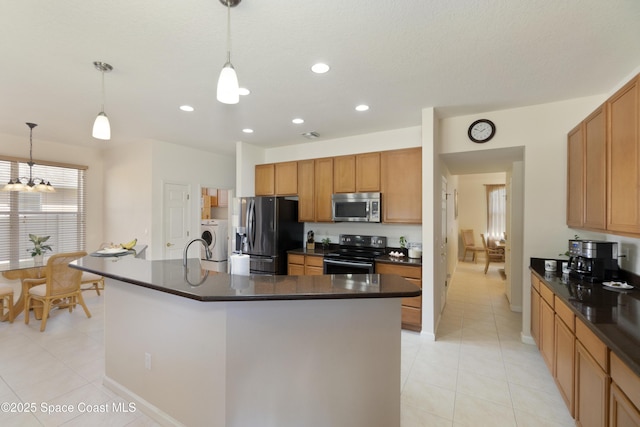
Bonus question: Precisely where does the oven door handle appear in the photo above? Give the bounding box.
[323,259,373,268]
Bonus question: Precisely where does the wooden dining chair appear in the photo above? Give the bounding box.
[481,234,504,274]
[81,272,105,295]
[23,251,91,331]
[461,229,484,263]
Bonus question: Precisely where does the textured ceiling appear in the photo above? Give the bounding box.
[1,0,640,156]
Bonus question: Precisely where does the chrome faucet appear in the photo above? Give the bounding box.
[183,238,211,267]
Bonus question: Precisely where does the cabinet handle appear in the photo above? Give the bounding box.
[166,242,174,247]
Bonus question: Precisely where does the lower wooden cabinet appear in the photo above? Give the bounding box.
[610,351,640,427]
[539,284,555,373]
[375,262,422,332]
[555,311,575,416]
[610,383,640,427]
[575,339,609,427]
[287,253,324,276]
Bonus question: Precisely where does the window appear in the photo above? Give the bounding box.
[486,184,506,241]
[0,158,86,269]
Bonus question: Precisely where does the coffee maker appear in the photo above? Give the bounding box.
[568,240,619,282]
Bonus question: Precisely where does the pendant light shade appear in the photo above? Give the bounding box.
[216,0,241,104]
[92,112,111,140]
[217,62,239,104]
[92,61,113,140]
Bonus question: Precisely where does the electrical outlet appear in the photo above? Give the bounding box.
[145,352,151,370]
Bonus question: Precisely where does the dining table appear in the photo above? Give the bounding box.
[0,258,47,322]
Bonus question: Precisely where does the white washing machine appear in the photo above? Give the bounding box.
[200,219,228,272]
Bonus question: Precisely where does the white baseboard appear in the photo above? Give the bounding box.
[103,376,184,427]
[520,332,535,345]
[510,304,523,312]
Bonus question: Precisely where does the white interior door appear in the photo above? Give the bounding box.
[163,182,191,259]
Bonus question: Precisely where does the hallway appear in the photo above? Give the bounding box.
[400,262,574,426]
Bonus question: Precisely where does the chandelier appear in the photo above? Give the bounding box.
[2,123,55,193]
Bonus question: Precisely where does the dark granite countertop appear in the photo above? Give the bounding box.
[287,247,332,257]
[375,255,422,267]
[530,258,640,376]
[71,256,421,302]
[287,248,423,266]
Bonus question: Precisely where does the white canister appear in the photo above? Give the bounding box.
[544,260,557,272]
[408,243,422,259]
[229,254,250,276]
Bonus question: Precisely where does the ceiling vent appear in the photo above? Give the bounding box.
[302,131,320,139]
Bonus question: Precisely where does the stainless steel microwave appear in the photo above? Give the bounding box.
[332,192,381,222]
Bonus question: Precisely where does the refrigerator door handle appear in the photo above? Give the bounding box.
[248,199,256,250]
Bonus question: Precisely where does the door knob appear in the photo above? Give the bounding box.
[166,242,174,247]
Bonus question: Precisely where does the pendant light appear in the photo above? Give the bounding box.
[2,123,55,193]
[216,0,241,104]
[92,61,113,140]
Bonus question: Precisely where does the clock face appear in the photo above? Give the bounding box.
[468,119,496,143]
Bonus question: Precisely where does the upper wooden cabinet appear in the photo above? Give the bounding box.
[255,164,275,196]
[356,152,380,192]
[607,76,640,234]
[583,107,606,230]
[333,153,380,193]
[567,123,584,228]
[297,160,315,222]
[567,73,640,237]
[381,147,422,223]
[315,157,334,222]
[255,162,298,196]
[275,161,298,196]
[333,155,356,193]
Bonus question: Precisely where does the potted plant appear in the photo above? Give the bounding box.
[306,230,315,250]
[28,234,52,265]
[321,237,331,250]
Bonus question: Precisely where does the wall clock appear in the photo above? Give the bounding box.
[468,119,496,143]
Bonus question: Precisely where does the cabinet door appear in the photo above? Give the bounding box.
[584,107,606,230]
[607,76,640,234]
[567,123,584,228]
[217,189,228,207]
[288,263,305,276]
[575,341,609,427]
[297,160,315,222]
[255,164,275,196]
[540,298,555,373]
[531,287,540,347]
[275,161,298,196]
[381,148,422,223]
[315,157,334,222]
[555,314,575,416]
[304,256,324,276]
[356,152,380,192]
[610,382,640,427]
[333,155,356,193]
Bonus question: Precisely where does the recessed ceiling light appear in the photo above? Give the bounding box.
[239,87,250,96]
[242,128,254,134]
[292,118,304,124]
[311,63,330,74]
[355,104,369,112]
[179,105,195,112]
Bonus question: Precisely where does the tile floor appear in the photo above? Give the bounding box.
[0,262,574,426]
[401,262,574,426]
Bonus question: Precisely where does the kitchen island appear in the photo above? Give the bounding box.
[72,256,421,427]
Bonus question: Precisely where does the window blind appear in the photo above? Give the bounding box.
[0,159,86,268]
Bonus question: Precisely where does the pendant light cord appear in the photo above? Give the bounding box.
[226,1,232,63]
[101,69,106,113]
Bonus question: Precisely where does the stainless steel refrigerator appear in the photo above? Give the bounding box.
[239,196,304,275]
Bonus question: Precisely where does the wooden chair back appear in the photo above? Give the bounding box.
[43,251,87,297]
[461,229,476,248]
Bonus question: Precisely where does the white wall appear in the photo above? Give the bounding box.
[103,141,152,251]
[103,139,235,260]
[150,140,235,260]
[0,131,105,252]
